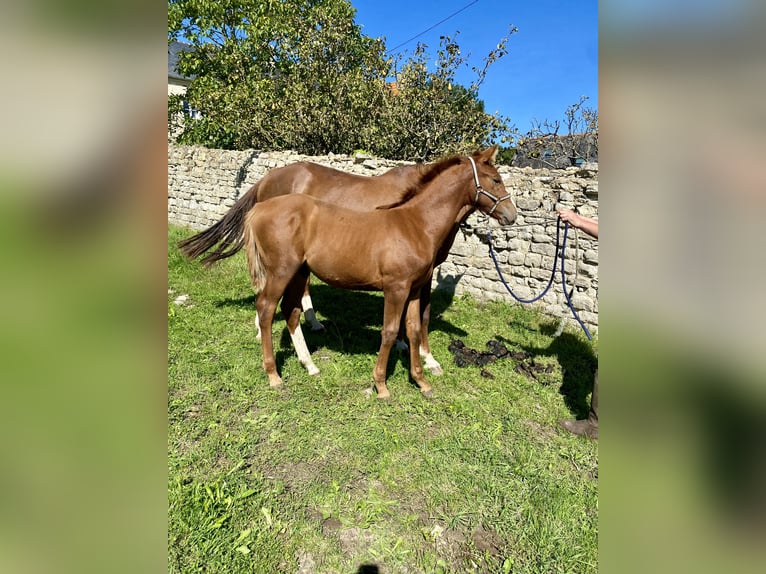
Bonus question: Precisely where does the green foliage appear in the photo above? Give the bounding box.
[168,0,517,160]
[368,31,517,161]
[495,146,517,166]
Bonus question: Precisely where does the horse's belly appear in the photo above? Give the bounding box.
[308,257,383,291]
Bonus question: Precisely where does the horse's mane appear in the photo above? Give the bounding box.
[375,155,464,210]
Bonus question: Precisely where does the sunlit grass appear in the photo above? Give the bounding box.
[168,225,598,573]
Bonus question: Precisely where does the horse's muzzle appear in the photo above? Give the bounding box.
[497,211,517,226]
[491,197,517,226]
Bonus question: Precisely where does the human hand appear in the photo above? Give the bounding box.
[557,209,582,227]
[556,209,598,238]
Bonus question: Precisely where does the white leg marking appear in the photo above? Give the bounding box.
[255,311,262,341]
[420,347,443,375]
[290,323,320,375]
[301,294,325,331]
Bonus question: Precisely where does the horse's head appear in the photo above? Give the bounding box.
[468,145,517,226]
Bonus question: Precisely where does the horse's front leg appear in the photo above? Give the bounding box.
[418,280,443,375]
[404,296,432,397]
[373,288,410,400]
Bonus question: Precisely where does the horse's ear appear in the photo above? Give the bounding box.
[480,144,499,164]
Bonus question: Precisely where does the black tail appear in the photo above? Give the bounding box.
[177,181,260,266]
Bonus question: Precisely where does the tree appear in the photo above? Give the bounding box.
[169,0,388,151]
[495,146,517,166]
[514,96,598,168]
[370,30,516,161]
[168,0,516,160]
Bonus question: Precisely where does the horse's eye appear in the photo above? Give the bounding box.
[493,178,501,184]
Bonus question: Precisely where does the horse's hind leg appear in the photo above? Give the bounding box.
[404,296,432,397]
[394,313,408,352]
[255,311,263,341]
[255,285,284,388]
[283,272,319,376]
[418,282,443,375]
[301,278,325,332]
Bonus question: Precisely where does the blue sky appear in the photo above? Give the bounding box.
[352,0,598,137]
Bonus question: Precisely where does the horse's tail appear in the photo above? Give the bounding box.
[243,211,266,293]
[177,181,261,266]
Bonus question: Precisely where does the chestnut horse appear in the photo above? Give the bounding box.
[178,148,513,374]
[242,147,516,398]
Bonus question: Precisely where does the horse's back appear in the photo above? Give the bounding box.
[257,162,315,202]
[251,193,315,230]
[258,161,418,210]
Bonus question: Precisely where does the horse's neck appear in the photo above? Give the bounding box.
[404,167,473,242]
[420,169,471,215]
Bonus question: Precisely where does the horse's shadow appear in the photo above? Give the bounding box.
[215,282,467,382]
[505,323,597,418]
[430,268,463,335]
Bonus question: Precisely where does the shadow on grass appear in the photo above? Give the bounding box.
[516,326,598,418]
[426,288,467,339]
[215,294,257,308]
[306,283,467,348]
[209,279,595,414]
[212,282,467,385]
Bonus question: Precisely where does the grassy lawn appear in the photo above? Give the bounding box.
[168,224,598,573]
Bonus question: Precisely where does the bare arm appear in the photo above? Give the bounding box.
[557,209,598,239]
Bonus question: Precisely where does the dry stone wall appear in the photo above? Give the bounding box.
[168,145,598,335]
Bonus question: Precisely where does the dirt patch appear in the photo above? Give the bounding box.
[338,526,377,556]
[523,419,557,441]
[295,549,316,574]
[172,438,200,458]
[431,525,469,565]
[321,516,343,537]
[183,404,203,419]
[264,460,325,488]
[471,526,503,557]
[426,522,506,571]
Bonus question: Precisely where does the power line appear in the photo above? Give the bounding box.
[388,0,480,54]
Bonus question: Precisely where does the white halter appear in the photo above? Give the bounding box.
[467,156,514,216]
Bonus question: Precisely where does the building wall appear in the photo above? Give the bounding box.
[168,144,598,335]
[167,79,192,141]
[168,80,188,97]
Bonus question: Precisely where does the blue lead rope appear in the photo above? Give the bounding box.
[485,216,593,340]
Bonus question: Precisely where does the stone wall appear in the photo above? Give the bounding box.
[168,145,598,335]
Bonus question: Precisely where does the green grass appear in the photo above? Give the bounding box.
[168,224,598,573]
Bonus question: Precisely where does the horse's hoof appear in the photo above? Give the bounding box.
[421,388,434,399]
[421,353,442,375]
[268,378,283,389]
[307,365,320,376]
[374,385,391,400]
